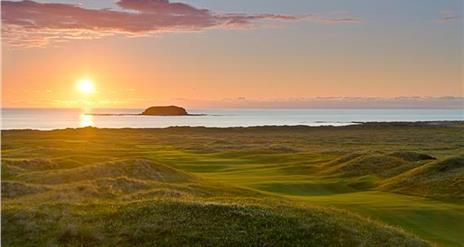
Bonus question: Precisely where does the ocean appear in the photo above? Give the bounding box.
[1,108,463,130]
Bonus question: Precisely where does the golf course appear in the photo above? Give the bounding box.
[2,122,463,246]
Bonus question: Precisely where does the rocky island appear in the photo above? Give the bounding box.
[141,106,189,116]
[87,105,201,116]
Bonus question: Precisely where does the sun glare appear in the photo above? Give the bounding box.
[79,114,94,127]
[77,78,95,94]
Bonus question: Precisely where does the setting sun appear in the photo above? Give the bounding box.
[76,78,95,94]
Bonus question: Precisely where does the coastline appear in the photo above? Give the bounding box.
[2,120,463,131]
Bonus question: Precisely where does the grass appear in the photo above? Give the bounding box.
[299,191,464,247]
[3,199,428,247]
[378,156,464,201]
[2,122,464,246]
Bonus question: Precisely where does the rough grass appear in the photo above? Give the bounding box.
[321,153,410,177]
[1,181,49,198]
[388,151,436,162]
[378,156,464,201]
[2,199,427,247]
[15,159,194,185]
[2,122,464,246]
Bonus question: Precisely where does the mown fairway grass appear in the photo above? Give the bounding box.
[2,122,463,246]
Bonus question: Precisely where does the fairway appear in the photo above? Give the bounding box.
[2,123,463,246]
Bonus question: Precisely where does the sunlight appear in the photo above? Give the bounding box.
[79,114,94,127]
[76,78,95,95]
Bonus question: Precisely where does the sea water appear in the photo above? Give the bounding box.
[2,108,463,130]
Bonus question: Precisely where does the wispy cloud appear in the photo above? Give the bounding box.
[1,0,360,48]
[438,10,462,24]
[173,96,464,109]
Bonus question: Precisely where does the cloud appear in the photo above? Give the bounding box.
[438,10,462,24]
[1,0,360,48]
[173,96,464,109]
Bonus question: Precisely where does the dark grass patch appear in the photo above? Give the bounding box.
[388,151,436,162]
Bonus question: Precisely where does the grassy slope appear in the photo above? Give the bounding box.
[2,122,464,246]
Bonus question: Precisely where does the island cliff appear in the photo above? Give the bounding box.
[141,106,188,116]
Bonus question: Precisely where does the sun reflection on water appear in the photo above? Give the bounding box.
[80,114,94,127]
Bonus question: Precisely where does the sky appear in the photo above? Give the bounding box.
[1,0,463,108]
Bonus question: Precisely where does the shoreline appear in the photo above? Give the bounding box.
[2,120,463,131]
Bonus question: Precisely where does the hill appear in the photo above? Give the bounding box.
[378,156,464,201]
[1,158,427,246]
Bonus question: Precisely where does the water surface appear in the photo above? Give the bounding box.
[2,108,463,130]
